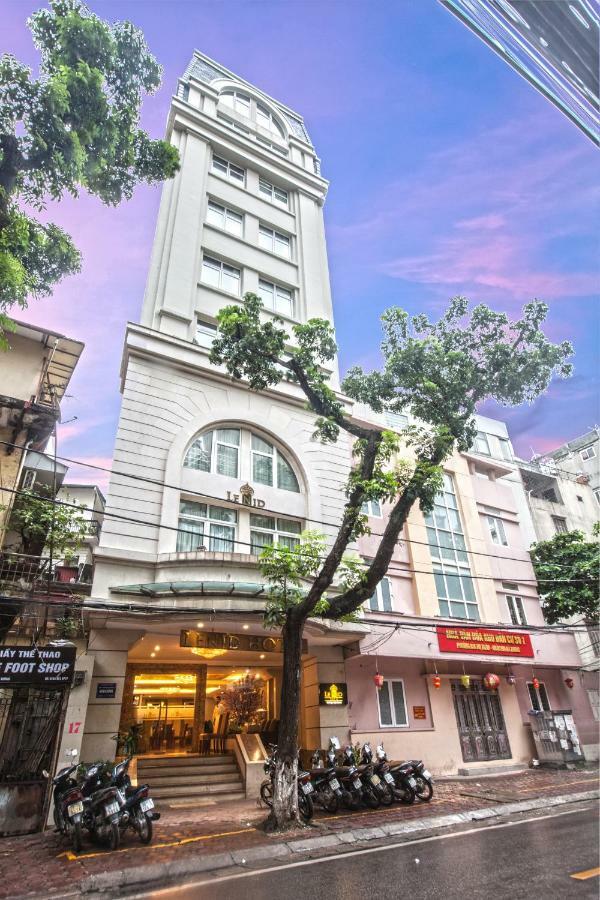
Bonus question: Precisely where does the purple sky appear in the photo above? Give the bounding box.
[4,1,598,491]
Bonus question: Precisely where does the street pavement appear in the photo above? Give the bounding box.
[137,804,600,900]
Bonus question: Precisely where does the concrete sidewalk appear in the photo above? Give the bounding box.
[1,767,598,899]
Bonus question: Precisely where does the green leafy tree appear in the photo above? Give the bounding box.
[0,0,179,342]
[211,292,572,829]
[531,525,599,626]
[4,487,88,557]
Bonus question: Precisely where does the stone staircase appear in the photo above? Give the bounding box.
[137,753,245,807]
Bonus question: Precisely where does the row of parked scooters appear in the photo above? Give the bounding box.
[46,756,159,854]
[260,738,433,821]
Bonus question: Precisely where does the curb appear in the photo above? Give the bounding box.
[80,789,599,895]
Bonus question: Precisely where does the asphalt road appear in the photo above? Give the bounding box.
[137,804,599,900]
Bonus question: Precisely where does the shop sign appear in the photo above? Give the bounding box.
[181,630,308,654]
[226,483,266,509]
[319,683,347,706]
[0,645,76,686]
[96,682,117,699]
[412,705,427,720]
[437,626,534,658]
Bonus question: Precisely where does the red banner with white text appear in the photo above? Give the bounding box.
[436,625,534,658]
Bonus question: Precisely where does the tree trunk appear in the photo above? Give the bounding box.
[268,612,304,830]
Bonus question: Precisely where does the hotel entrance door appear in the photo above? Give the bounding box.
[451,679,511,762]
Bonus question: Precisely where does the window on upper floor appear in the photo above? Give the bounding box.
[184,427,300,492]
[220,89,251,117]
[195,320,218,349]
[506,594,527,626]
[594,488,600,506]
[258,177,288,206]
[258,225,291,258]
[377,679,408,727]
[552,515,568,533]
[474,468,491,480]
[385,411,409,430]
[177,501,237,553]
[361,499,382,517]
[425,473,479,621]
[256,102,285,138]
[542,487,560,503]
[250,514,302,554]
[487,514,508,546]
[473,431,491,455]
[258,278,294,318]
[499,438,513,461]
[368,577,393,613]
[586,625,600,658]
[206,200,243,236]
[580,445,596,461]
[201,255,241,295]
[527,681,550,712]
[211,154,246,185]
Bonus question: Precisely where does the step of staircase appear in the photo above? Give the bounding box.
[138,764,239,780]
[138,753,245,805]
[152,779,243,799]
[138,754,231,768]
[167,791,247,808]
[144,771,241,788]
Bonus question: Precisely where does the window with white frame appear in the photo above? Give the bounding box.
[473,431,491,455]
[594,488,600,506]
[177,501,237,553]
[377,679,408,727]
[249,514,302,554]
[219,89,251,117]
[361,499,382,517]
[258,224,291,258]
[211,154,245,185]
[527,681,550,712]
[552,515,568,534]
[258,278,293,317]
[487,514,508,546]
[498,438,513,461]
[385,411,409,430]
[587,625,600,657]
[506,593,527,626]
[195,320,218,349]
[206,200,243,236]
[201,256,241,294]
[368,577,393,612]
[425,473,479,621]
[256,102,285,138]
[184,428,300,492]
[258,177,288,206]
[587,689,600,722]
[580,445,596,461]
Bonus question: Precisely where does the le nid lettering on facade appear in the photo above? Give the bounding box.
[57,50,595,793]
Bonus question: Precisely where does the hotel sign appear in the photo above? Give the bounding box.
[319,683,348,706]
[181,630,308,654]
[437,626,534,658]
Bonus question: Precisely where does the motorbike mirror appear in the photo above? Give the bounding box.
[329,737,340,750]
[42,770,49,779]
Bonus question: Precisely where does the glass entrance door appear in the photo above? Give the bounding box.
[451,679,511,762]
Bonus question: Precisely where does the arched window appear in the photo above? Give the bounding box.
[256,102,285,138]
[220,89,251,116]
[184,428,300,492]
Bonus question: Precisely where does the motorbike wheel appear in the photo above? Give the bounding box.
[136,810,153,844]
[70,820,83,854]
[342,789,360,811]
[107,821,120,851]
[260,779,274,808]
[415,777,433,802]
[298,791,314,822]
[379,784,394,806]
[320,786,338,814]
[53,806,62,833]
[393,781,416,805]
[362,786,380,809]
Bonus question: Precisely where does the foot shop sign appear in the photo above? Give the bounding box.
[0,645,76,685]
[437,626,534,658]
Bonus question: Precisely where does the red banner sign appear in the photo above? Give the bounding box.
[437,625,534,658]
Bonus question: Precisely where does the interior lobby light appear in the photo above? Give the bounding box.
[191,647,227,659]
[197,622,204,628]
[150,652,156,658]
[154,645,161,651]
[242,624,249,630]
[259,654,265,659]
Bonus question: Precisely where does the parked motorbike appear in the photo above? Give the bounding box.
[387,755,418,805]
[110,756,160,844]
[341,745,380,809]
[309,748,344,813]
[46,764,85,854]
[362,743,394,806]
[79,762,123,850]
[260,745,314,821]
[406,759,434,802]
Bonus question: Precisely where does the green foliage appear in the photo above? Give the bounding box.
[0,0,179,333]
[260,531,325,627]
[530,526,599,625]
[4,488,88,556]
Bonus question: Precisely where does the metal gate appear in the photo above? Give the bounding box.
[451,679,511,762]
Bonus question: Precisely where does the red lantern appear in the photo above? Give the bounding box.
[432,675,441,689]
[373,673,384,690]
[483,673,500,690]
[532,676,540,691]
[564,677,574,689]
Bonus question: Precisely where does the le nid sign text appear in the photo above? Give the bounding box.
[180,630,308,655]
[0,645,76,685]
[319,683,348,706]
[436,625,534,658]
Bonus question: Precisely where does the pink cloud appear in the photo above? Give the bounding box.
[61,455,113,493]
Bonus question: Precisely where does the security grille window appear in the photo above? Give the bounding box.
[201,256,241,294]
[425,473,479,621]
[258,177,288,206]
[361,499,382,517]
[588,689,600,722]
[184,428,300,493]
[580,445,596,461]
[474,431,491,455]
[368,577,393,612]
[195,320,218,349]
[499,438,513,461]
[377,679,408,727]
[552,516,568,534]
[487,514,508,546]
[256,102,285,138]
[250,514,302,554]
[587,625,600,657]
[258,225,291,258]
[527,681,550,712]
[258,278,293,317]
[219,89,251,116]
[177,501,237,553]
[22,470,36,490]
[211,154,245,185]
[595,488,600,506]
[506,594,527,626]
[206,201,243,236]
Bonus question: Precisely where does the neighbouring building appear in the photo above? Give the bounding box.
[55,484,106,585]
